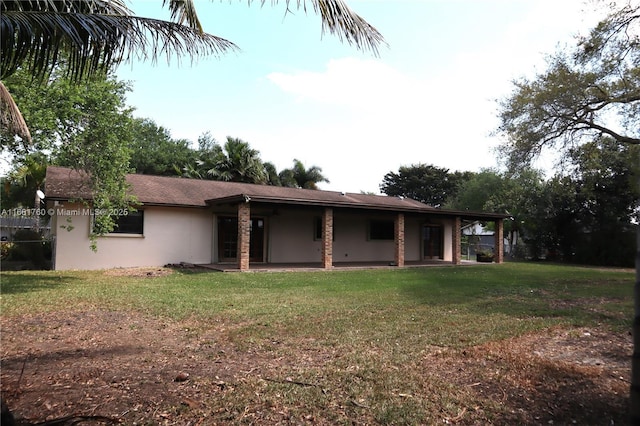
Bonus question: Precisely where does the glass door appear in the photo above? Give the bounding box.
[422,225,443,259]
[217,216,265,262]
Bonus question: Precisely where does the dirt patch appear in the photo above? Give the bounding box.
[102,267,174,278]
[1,311,631,425]
[425,326,630,424]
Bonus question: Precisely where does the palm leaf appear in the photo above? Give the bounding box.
[165,0,386,55]
[259,0,386,55]
[0,80,31,142]
[1,0,238,81]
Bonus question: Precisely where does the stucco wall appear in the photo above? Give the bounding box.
[443,219,453,261]
[404,217,423,262]
[333,214,394,263]
[401,217,454,262]
[51,202,458,269]
[266,210,454,264]
[268,210,322,263]
[52,203,212,270]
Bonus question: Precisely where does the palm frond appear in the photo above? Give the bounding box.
[258,0,386,55]
[164,0,386,55]
[0,80,31,142]
[1,9,238,81]
[164,0,203,33]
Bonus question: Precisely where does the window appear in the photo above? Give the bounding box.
[110,210,144,234]
[368,220,394,240]
[313,216,335,241]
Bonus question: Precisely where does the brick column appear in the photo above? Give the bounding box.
[394,213,405,267]
[237,202,251,271]
[452,216,461,265]
[494,218,504,264]
[321,208,333,269]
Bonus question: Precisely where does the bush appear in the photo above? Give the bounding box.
[1,242,13,260]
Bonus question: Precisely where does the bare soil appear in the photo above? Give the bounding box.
[1,273,631,425]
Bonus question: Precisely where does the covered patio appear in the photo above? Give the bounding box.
[196,259,489,272]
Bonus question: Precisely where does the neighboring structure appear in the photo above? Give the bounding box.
[44,166,508,271]
[0,215,51,241]
[461,221,497,259]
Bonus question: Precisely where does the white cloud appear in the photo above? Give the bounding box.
[267,58,420,110]
[264,57,503,193]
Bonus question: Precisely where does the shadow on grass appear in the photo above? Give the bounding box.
[2,344,144,372]
[400,267,631,329]
[469,353,629,425]
[0,273,75,295]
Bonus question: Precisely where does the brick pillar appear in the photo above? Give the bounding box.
[394,213,405,267]
[321,208,333,269]
[452,216,461,265]
[494,218,504,264]
[237,202,251,271]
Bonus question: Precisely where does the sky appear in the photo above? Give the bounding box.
[116,0,604,194]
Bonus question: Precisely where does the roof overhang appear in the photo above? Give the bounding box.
[206,193,510,220]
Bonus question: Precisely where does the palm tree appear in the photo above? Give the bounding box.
[0,0,385,140]
[210,137,267,184]
[279,158,329,189]
[264,162,282,186]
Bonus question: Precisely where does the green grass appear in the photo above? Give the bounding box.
[0,262,632,424]
[1,262,632,345]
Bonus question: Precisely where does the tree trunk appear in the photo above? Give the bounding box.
[33,190,40,232]
[632,155,640,424]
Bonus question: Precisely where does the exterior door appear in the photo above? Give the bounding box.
[217,216,265,262]
[218,217,238,262]
[423,225,443,259]
[249,218,265,262]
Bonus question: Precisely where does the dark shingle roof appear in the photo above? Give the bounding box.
[45,166,507,219]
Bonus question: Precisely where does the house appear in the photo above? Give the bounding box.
[44,166,508,271]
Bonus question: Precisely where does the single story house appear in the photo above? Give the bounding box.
[44,166,508,271]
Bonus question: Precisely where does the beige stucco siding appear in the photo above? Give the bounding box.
[404,217,422,262]
[52,203,212,270]
[268,210,322,263]
[443,219,453,261]
[333,214,394,263]
[403,217,454,262]
[266,211,455,264]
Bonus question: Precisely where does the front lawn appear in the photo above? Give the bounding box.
[0,263,633,425]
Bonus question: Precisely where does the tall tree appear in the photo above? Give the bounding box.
[279,159,329,189]
[211,137,267,183]
[128,118,197,176]
[1,66,132,156]
[496,2,639,171]
[1,66,135,245]
[446,169,504,212]
[179,136,267,183]
[566,136,639,265]
[264,162,282,186]
[380,164,470,208]
[495,3,640,419]
[52,74,135,244]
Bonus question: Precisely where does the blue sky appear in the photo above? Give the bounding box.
[117,0,602,193]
